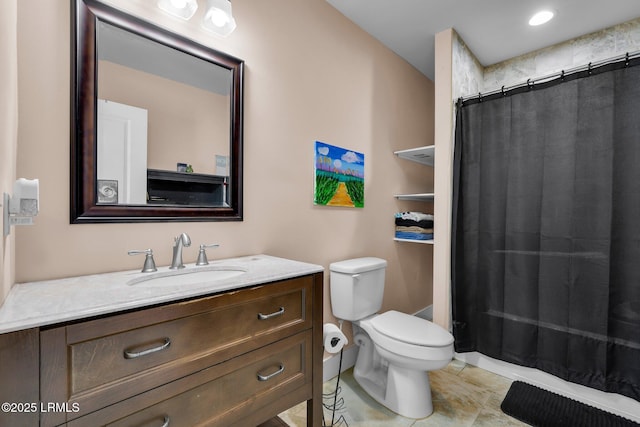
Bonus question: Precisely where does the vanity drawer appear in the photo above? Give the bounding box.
[40,276,313,425]
[67,330,312,427]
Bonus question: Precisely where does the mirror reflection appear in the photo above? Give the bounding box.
[96,21,231,207]
[71,0,243,223]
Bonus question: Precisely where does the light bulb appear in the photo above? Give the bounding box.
[201,0,236,37]
[158,0,198,20]
[170,0,187,9]
[207,8,230,27]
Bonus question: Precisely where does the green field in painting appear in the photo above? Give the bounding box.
[314,170,364,207]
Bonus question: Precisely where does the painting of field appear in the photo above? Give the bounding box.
[314,141,364,208]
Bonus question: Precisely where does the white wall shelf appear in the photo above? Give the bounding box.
[394,145,434,167]
[394,145,435,243]
[394,238,434,245]
[394,193,434,201]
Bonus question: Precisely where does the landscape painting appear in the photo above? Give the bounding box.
[314,141,365,208]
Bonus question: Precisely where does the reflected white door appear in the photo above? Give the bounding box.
[97,99,148,204]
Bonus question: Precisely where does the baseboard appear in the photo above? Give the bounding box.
[455,351,640,423]
[323,345,358,382]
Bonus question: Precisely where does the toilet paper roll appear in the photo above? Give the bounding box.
[323,323,348,354]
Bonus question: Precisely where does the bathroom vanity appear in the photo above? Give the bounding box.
[0,255,323,427]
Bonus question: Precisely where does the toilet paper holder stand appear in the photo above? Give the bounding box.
[3,178,40,237]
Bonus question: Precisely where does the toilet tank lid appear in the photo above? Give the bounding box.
[330,257,387,274]
[371,310,454,347]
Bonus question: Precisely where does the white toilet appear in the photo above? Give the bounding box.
[329,257,454,419]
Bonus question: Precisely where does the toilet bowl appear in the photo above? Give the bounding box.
[361,310,453,370]
[353,311,453,418]
[329,257,454,419]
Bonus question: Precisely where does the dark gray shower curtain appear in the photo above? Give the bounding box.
[452,61,640,401]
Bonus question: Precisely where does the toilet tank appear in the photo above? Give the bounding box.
[329,257,387,321]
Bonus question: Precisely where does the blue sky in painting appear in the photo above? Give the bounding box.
[315,141,364,178]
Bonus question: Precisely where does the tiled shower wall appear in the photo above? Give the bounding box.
[454,17,640,99]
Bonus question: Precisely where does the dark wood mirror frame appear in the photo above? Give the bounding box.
[71,0,243,223]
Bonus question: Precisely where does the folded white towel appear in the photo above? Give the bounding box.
[395,211,434,222]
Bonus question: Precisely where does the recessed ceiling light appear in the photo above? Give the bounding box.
[529,10,554,26]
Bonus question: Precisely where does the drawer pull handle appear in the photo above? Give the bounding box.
[160,415,170,427]
[257,364,285,381]
[124,337,171,359]
[258,306,285,320]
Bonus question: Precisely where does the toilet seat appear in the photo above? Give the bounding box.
[371,310,454,347]
[357,311,454,361]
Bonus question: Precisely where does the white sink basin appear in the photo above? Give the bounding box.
[128,266,247,287]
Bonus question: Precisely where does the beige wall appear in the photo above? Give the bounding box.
[13,0,435,330]
[0,0,18,305]
[99,61,229,174]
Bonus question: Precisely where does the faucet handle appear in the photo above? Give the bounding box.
[128,249,157,273]
[196,243,220,266]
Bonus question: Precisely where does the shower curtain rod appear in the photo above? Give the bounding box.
[459,49,640,105]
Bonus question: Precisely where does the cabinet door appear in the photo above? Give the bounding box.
[0,329,39,427]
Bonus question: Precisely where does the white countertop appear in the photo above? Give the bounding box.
[0,255,324,334]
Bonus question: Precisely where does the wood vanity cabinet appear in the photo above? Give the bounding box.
[1,273,323,427]
[0,328,40,426]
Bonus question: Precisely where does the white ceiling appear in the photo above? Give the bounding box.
[325,0,640,80]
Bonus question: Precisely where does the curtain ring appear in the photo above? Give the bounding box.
[501,85,506,96]
[588,62,592,74]
[560,70,565,81]
[478,92,483,102]
[625,52,630,67]
[527,78,533,90]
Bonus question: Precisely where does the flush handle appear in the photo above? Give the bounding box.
[257,363,285,381]
[258,306,285,320]
[124,337,171,359]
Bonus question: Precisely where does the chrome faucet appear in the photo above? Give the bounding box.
[170,233,191,269]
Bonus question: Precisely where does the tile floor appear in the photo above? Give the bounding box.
[279,360,529,427]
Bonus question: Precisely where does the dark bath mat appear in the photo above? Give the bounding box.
[501,381,639,427]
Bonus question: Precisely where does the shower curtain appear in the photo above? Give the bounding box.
[452,59,640,402]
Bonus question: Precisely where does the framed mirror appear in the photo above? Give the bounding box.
[71,0,243,223]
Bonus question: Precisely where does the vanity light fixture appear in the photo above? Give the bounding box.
[157,0,198,20]
[529,10,554,26]
[202,0,237,37]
